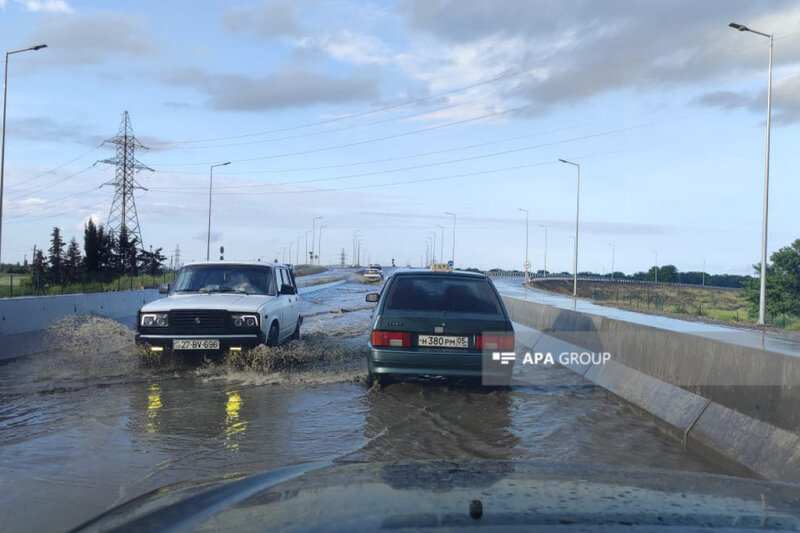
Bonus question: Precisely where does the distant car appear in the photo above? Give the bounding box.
[136,262,302,355]
[365,264,514,384]
[362,268,383,283]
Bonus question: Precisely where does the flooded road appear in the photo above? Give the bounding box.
[0,277,733,532]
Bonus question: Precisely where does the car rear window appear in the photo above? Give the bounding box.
[384,276,501,314]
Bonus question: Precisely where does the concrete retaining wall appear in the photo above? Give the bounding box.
[0,279,343,361]
[504,295,800,482]
[0,290,161,360]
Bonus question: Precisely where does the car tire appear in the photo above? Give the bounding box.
[291,321,301,341]
[266,322,280,347]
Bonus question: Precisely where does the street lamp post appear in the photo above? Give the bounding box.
[311,216,322,265]
[352,229,360,267]
[206,161,231,260]
[609,243,615,280]
[702,257,706,286]
[652,250,658,283]
[304,231,312,265]
[518,208,529,282]
[318,225,327,266]
[558,159,581,296]
[296,236,300,265]
[445,212,456,266]
[729,21,773,326]
[430,231,437,264]
[0,43,47,269]
[436,224,444,264]
[539,224,548,277]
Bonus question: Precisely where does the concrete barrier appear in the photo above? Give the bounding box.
[504,295,800,482]
[0,290,161,360]
[0,278,345,361]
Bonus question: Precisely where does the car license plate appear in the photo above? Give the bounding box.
[418,335,469,349]
[173,339,220,350]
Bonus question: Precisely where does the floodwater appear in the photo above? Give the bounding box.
[0,277,733,532]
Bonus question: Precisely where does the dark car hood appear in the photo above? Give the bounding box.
[73,460,800,532]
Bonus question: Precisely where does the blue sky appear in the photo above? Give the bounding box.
[1,0,800,274]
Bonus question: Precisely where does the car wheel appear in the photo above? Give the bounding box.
[266,322,280,347]
[291,321,301,341]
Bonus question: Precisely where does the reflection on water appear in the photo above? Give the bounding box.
[224,391,247,450]
[146,383,161,434]
[346,381,518,462]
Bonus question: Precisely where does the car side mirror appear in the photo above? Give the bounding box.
[280,283,296,295]
[158,283,170,294]
[366,293,379,303]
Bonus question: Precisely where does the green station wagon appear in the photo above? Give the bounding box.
[365,265,515,385]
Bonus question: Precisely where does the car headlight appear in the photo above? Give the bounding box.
[141,313,169,327]
[231,314,259,328]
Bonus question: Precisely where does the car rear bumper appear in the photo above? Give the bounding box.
[368,345,513,379]
[136,333,265,351]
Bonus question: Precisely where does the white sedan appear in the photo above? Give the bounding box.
[136,262,302,354]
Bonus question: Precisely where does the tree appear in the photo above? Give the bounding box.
[48,227,65,284]
[138,246,166,276]
[116,226,139,275]
[65,237,83,284]
[83,219,100,274]
[743,239,800,318]
[31,248,47,293]
[97,224,116,277]
[657,265,678,283]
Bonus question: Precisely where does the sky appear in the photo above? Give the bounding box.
[1,0,800,275]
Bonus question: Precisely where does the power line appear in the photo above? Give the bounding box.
[4,144,103,193]
[148,148,627,198]
[5,196,107,224]
[159,95,496,151]
[149,122,593,176]
[153,103,535,168]
[5,164,98,201]
[148,122,650,192]
[149,68,526,147]
[5,185,104,219]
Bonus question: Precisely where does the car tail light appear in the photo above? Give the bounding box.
[476,332,515,351]
[371,330,412,348]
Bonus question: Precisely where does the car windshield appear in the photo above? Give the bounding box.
[172,265,274,295]
[384,276,501,314]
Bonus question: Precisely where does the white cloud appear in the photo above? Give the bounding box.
[18,197,46,206]
[14,0,72,13]
[293,30,393,66]
[75,212,102,231]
